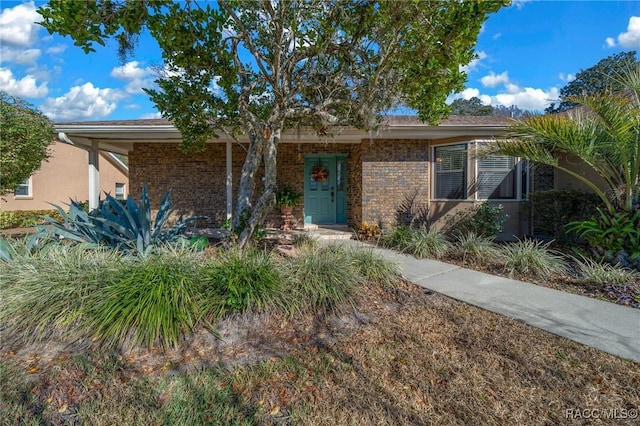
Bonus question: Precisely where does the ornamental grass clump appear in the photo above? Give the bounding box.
[0,242,125,343]
[348,246,400,287]
[380,225,413,252]
[201,247,282,317]
[408,229,452,259]
[282,244,360,315]
[453,232,500,265]
[574,257,639,286]
[501,239,567,279]
[85,246,207,349]
[291,232,318,250]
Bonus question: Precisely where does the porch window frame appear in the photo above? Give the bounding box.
[431,140,527,202]
[432,142,469,200]
[474,142,522,201]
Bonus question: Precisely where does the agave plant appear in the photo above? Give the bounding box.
[30,186,199,256]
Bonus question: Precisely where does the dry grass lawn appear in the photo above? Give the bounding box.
[1,280,639,425]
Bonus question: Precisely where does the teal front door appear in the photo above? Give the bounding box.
[304,155,347,224]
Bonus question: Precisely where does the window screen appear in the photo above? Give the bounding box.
[434,144,467,199]
[477,155,516,199]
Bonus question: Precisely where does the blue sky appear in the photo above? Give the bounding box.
[1,0,639,122]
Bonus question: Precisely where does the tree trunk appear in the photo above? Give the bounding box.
[236,128,280,247]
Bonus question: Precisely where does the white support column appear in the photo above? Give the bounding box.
[88,140,100,210]
[226,140,233,220]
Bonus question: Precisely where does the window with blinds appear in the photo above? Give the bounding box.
[14,177,31,197]
[477,155,517,199]
[434,144,467,199]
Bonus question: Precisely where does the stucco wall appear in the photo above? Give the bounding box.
[554,154,607,192]
[1,141,128,211]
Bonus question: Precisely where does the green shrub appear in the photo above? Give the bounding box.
[31,186,198,256]
[408,229,451,259]
[567,208,640,260]
[501,239,566,279]
[444,202,506,238]
[202,247,281,317]
[574,258,639,286]
[282,244,360,314]
[85,246,207,349]
[0,209,62,229]
[454,232,499,265]
[348,247,400,287]
[188,235,209,251]
[528,189,602,242]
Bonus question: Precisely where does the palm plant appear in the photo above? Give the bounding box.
[483,64,640,214]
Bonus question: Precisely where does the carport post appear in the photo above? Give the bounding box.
[88,140,100,210]
[226,140,233,220]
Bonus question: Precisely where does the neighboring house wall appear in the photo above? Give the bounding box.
[1,141,129,211]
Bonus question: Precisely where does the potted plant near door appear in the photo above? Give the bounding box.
[276,185,302,231]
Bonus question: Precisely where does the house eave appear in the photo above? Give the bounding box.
[54,121,508,149]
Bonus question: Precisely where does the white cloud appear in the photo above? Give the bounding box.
[110,61,148,80]
[461,51,487,73]
[495,86,559,111]
[140,111,162,119]
[606,16,640,48]
[481,71,510,88]
[492,33,502,41]
[559,73,576,82]
[447,88,492,106]
[40,83,124,121]
[511,0,531,9]
[0,47,40,65]
[450,81,560,112]
[0,1,41,47]
[0,67,48,98]
[110,61,155,94]
[46,45,68,55]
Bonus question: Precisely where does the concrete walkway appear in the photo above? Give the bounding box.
[340,240,640,363]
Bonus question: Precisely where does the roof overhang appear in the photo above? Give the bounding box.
[55,120,509,154]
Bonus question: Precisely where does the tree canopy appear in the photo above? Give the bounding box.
[0,92,53,196]
[38,0,506,244]
[450,97,494,116]
[545,51,637,114]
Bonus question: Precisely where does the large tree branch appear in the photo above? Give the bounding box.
[219,0,274,87]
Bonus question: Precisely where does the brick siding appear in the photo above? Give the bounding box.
[360,139,430,229]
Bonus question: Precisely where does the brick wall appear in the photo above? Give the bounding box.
[360,139,430,229]
[129,141,362,228]
[129,142,246,226]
